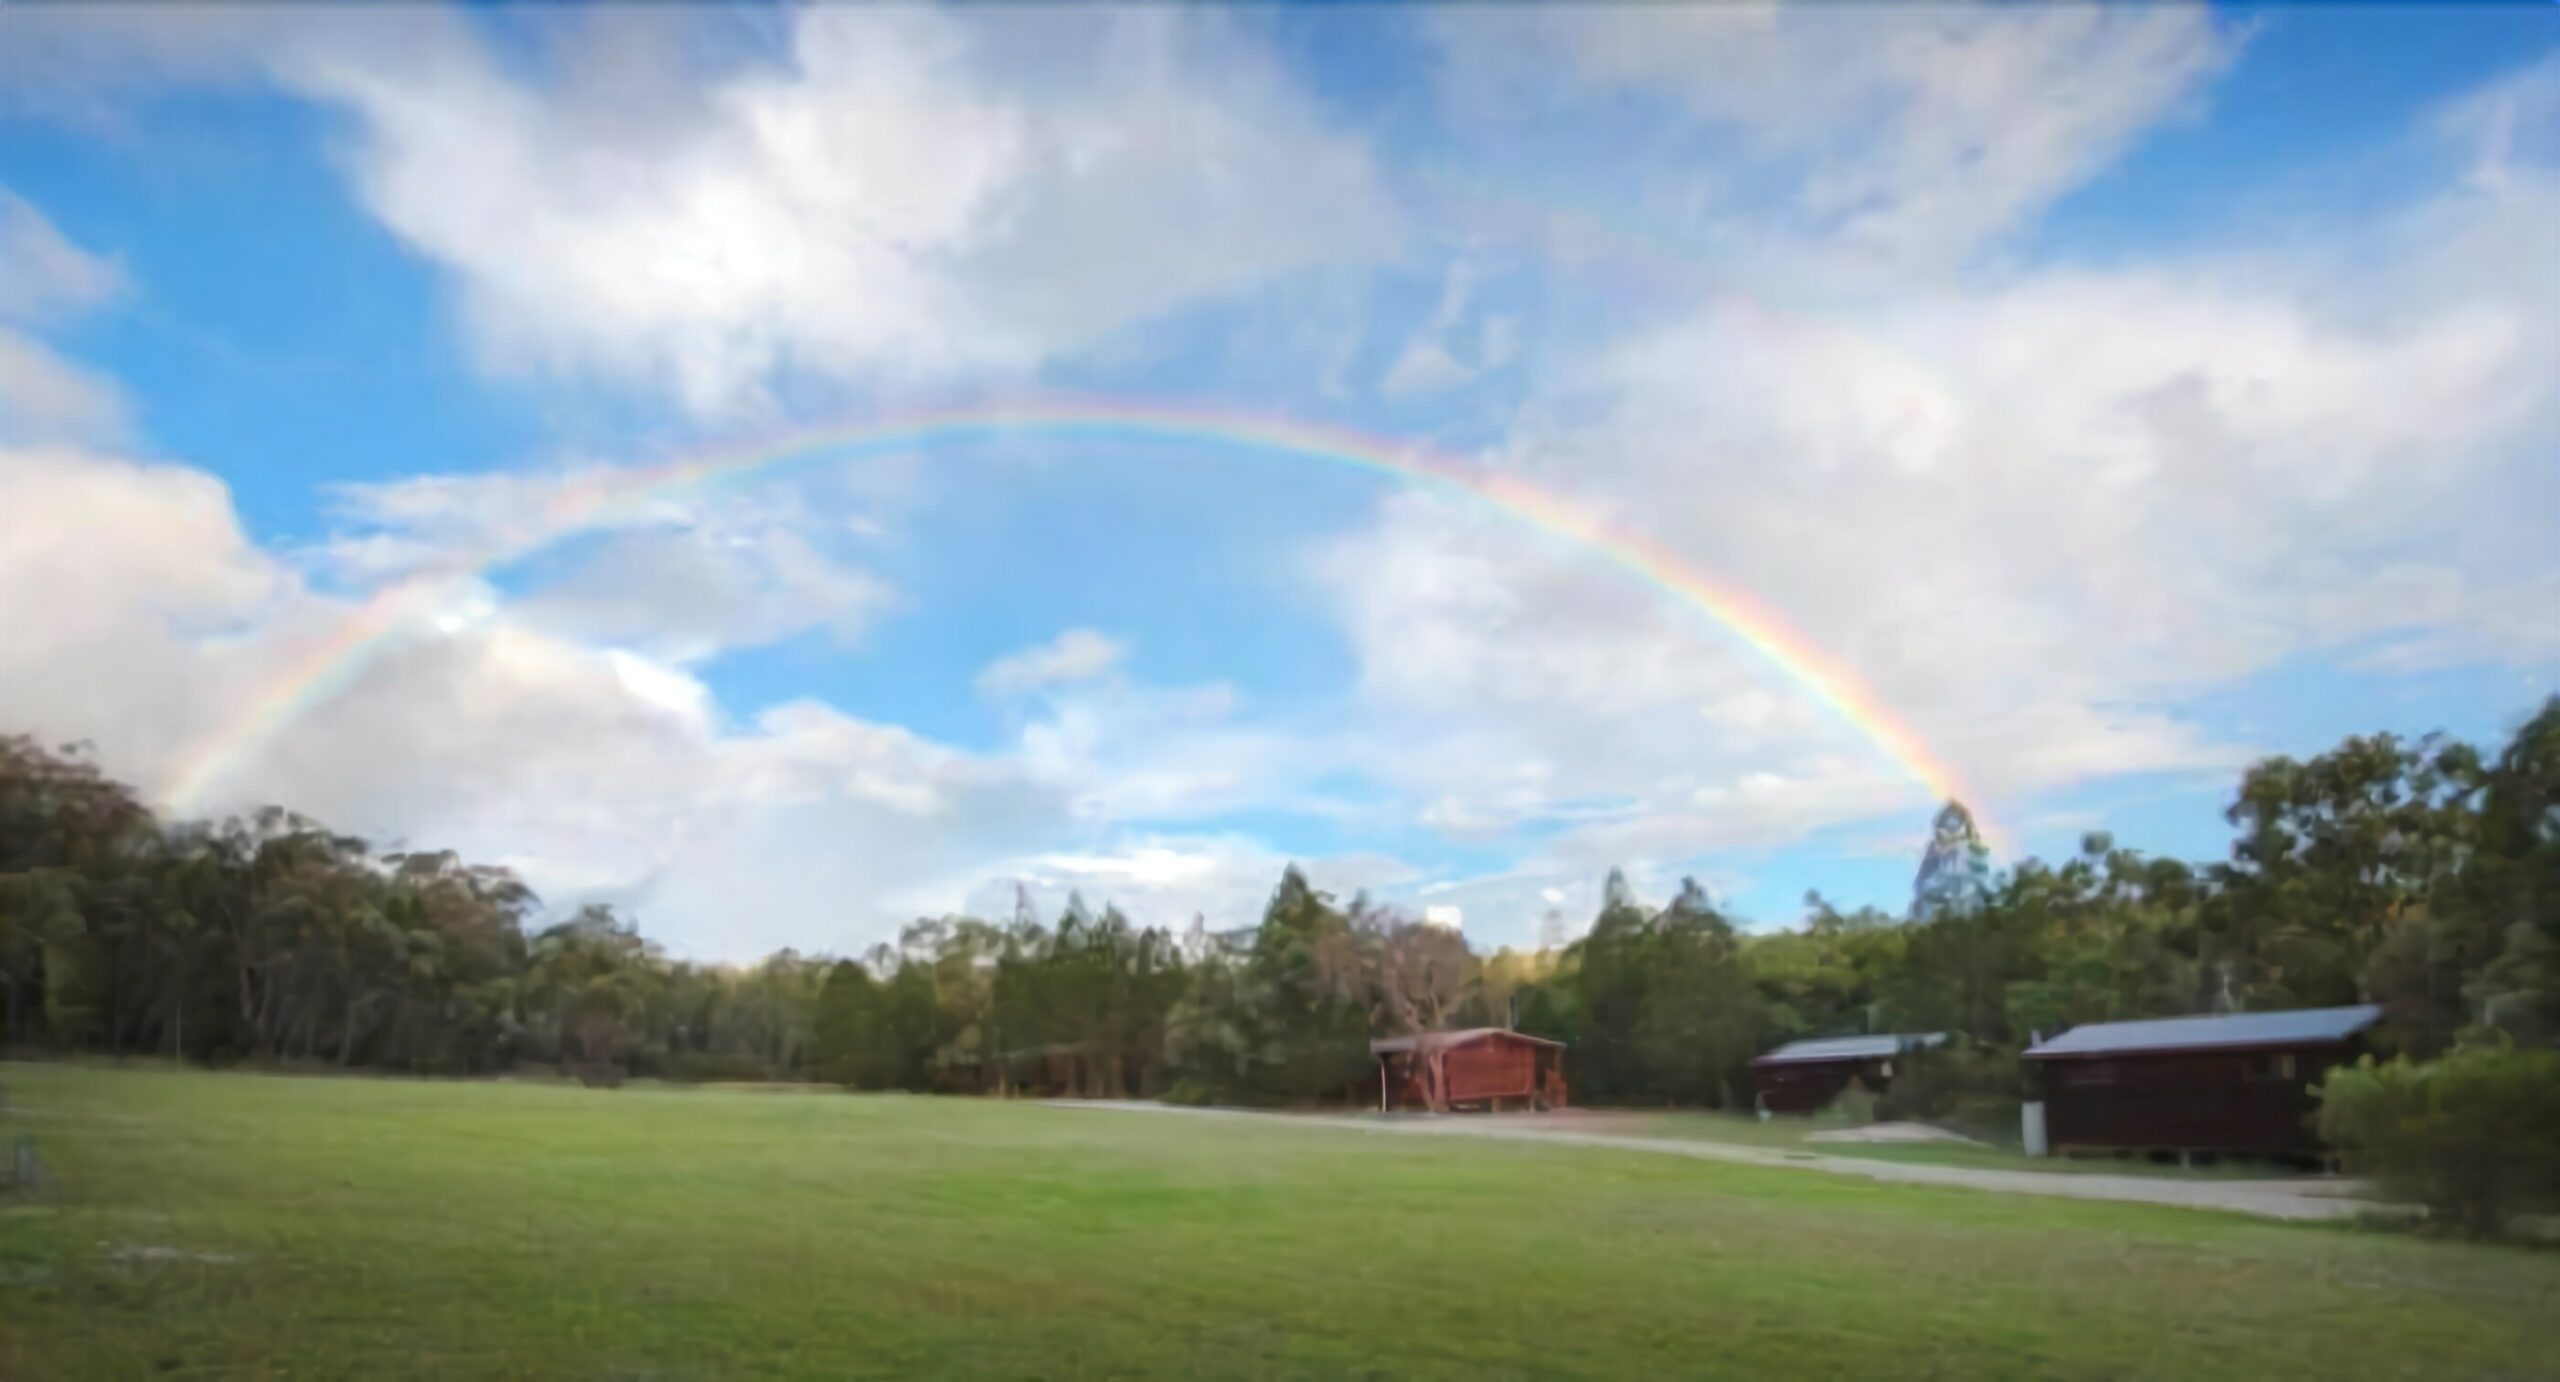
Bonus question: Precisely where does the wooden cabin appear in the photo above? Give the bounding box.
[1371,1028,1566,1112]
[1749,1032,1946,1114]
[2022,1005,2382,1159]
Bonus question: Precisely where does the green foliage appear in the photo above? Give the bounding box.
[646,1050,777,1083]
[1230,867,1373,1103]
[814,960,886,1087]
[2314,1044,2560,1237]
[1874,1038,2018,1133]
[1821,1081,1878,1125]
[3,695,2556,1116]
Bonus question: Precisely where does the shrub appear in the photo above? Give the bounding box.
[1820,1081,1879,1125]
[655,1052,779,1085]
[1878,1039,2021,1137]
[2314,1044,2560,1237]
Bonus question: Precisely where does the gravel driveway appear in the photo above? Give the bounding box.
[1056,1101,2389,1224]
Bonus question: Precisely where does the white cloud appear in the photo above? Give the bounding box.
[0,6,282,130]
[976,628,1126,697]
[0,440,1431,957]
[316,461,898,663]
[0,330,132,446]
[6,10,2550,957]
[0,190,126,320]
[1377,259,1515,399]
[0,191,133,445]
[1311,51,2558,865]
[955,837,1418,934]
[516,526,891,664]
[0,444,281,774]
[0,441,1035,957]
[236,8,1401,414]
[1431,4,2235,272]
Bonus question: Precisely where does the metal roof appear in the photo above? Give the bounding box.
[1751,1032,1946,1067]
[2023,1005,2382,1060]
[1370,1027,1564,1055]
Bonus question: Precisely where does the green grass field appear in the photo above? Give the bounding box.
[4,1065,2554,1380]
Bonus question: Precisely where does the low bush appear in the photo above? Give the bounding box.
[1878,1038,2021,1131]
[652,1052,780,1085]
[2315,1044,2560,1237]
[1820,1082,1879,1125]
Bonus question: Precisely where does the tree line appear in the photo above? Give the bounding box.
[2,697,2553,1107]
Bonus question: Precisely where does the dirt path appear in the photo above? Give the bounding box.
[1053,1102,2388,1224]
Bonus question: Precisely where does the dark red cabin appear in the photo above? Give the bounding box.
[2022,1005,2382,1159]
[1750,1032,1946,1114]
[1371,1028,1566,1112]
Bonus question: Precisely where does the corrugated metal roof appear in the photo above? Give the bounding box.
[1751,1032,1946,1067]
[1370,1027,1564,1054]
[2023,1005,2382,1059]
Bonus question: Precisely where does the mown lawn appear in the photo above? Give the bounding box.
[3,1064,2554,1380]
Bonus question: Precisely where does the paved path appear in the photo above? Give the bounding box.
[1051,1101,2389,1224]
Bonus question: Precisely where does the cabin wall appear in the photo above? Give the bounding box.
[2036,1043,2356,1157]
[1378,1034,1566,1111]
[1754,1058,1884,1114]
[1444,1037,1538,1103]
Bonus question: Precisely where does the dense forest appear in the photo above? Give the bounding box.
[3,697,2553,1113]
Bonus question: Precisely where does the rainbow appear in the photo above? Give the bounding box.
[159,399,1989,837]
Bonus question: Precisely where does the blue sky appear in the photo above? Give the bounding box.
[2,4,2553,959]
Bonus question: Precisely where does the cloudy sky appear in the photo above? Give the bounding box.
[3,4,2553,958]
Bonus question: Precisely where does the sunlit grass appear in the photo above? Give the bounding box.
[3,1064,2553,1380]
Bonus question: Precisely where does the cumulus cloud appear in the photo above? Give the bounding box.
[0,444,281,773]
[0,442,1045,956]
[1309,50,2559,876]
[202,7,1401,414]
[7,7,2550,954]
[0,441,1426,956]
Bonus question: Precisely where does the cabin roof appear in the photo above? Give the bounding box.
[1750,1032,1946,1067]
[2023,1005,2382,1060]
[1370,1027,1564,1055]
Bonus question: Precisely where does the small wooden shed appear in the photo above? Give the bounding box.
[2022,1005,2382,1159]
[1750,1032,1947,1114]
[1371,1028,1566,1112]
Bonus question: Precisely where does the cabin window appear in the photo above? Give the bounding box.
[2248,1052,2298,1081]
[2065,1062,2114,1088]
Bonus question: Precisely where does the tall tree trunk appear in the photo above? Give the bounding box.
[339,994,373,1066]
[240,959,268,1058]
